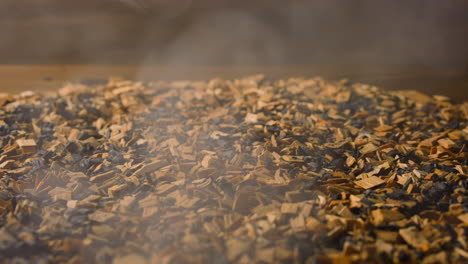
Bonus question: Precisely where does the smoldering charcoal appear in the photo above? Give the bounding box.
[0,75,467,263]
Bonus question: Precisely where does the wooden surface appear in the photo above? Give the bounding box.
[1,65,467,102]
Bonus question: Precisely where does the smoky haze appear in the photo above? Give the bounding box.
[0,1,467,263]
[1,0,468,67]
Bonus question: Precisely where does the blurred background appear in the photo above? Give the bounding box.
[1,0,467,100]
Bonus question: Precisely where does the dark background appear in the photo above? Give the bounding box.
[0,0,467,99]
[2,0,468,65]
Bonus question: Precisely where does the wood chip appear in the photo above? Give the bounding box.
[0,76,465,263]
[132,160,168,177]
[354,176,385,189]
[16,138,37,154]
[108,184,130,198]
[399,227,430,252]
[437,138,456,149]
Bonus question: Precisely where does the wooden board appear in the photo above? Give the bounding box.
[0,65,467,101]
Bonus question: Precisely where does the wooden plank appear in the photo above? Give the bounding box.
[0,65,467,101]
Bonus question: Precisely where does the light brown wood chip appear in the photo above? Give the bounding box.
[354,176,385,189]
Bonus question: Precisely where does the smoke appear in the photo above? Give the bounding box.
[2,1,468,67]
[0,1,467,262]
[129,0,468,83]
[147,10,285,65]
[136,7,287,80]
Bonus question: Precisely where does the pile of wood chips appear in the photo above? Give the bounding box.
[0,75,467,264]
